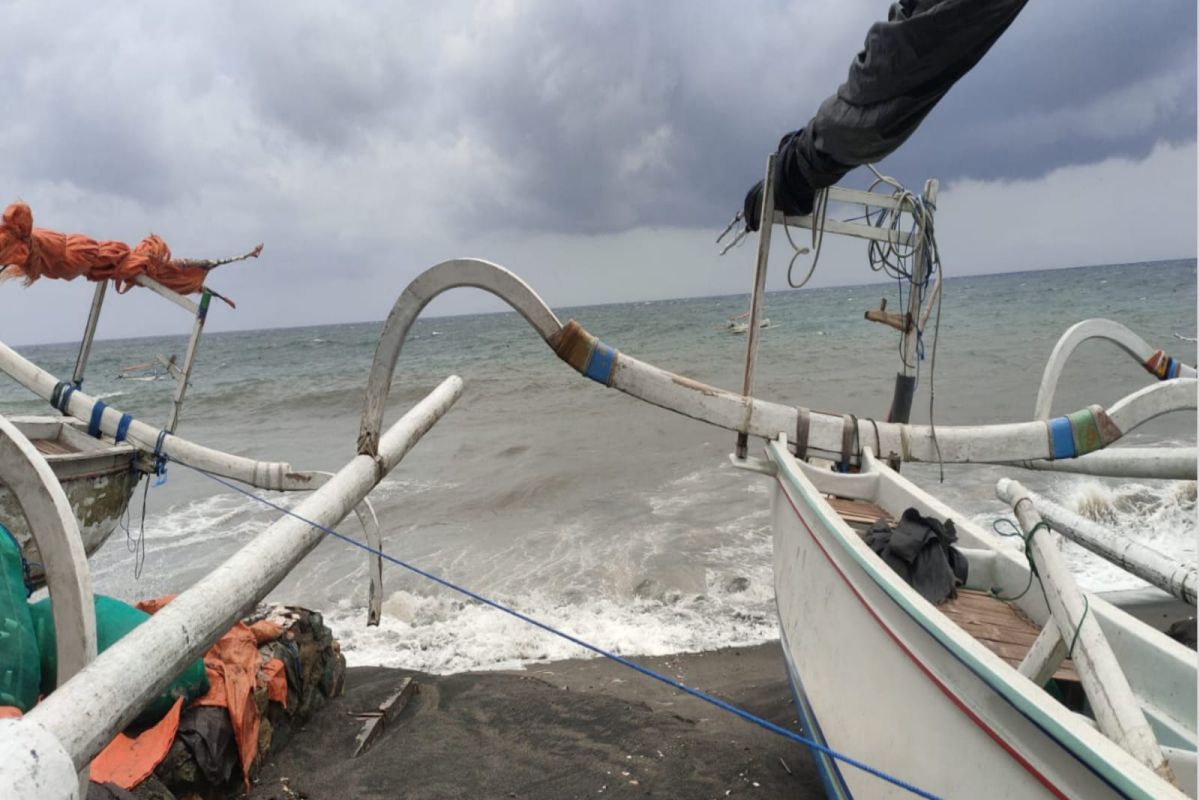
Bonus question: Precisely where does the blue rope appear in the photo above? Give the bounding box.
[172,457,940,799]
[115,413,133,444]
[88,400,108,438]
[152,430,170,486]
[50,381,76,413]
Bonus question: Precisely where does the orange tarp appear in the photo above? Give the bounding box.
[132,597,290,790]
[0,202,258,302]
[263,657,288,708]
[0,203,207,294]
[89,698,183,789]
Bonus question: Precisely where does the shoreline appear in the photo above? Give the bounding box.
[248,642,826,799]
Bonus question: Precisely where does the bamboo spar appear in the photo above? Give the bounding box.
[996,478,1177,785]
[999,483,1196,606]
[19,375,462,774]
[352,259,1196,473]
[736,153,777,459]
[0,339,323,491]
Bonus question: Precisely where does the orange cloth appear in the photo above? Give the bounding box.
[111,597,292,790]
[249,619,283,644]
[0,202,208,295]
[135,595,176,615]
[89,698,183,790]
[262,657,288,709]
[192,622,263,790]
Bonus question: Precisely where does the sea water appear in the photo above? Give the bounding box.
[2,259,1195,673]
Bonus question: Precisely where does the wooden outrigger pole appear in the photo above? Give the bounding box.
[999,482,1197,606]
[352,257,1195,477]
[998,478,1177,786]
[0,377,462,797]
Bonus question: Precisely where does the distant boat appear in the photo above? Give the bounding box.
[725,311,775,335]
[117,354,180,381]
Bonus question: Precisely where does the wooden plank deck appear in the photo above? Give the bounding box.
[32,437,79,456]
[827,494,1079,683]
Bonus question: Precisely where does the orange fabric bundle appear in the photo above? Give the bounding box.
[132,598,289,790]
[90,698,184,789]
[0,202,208,295]
[193,623,261,789]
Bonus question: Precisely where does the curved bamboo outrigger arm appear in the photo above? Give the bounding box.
[1034,318,1197,420]
[0,417,96,686]
[359,259,1197,472]
[358,258,562,455]
[0,416,97,795]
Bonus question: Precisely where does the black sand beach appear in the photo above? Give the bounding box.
[248,642,824,800]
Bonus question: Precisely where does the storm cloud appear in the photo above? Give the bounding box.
[0,0,1194,344]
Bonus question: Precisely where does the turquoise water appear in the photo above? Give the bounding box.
[2,259,1195,671]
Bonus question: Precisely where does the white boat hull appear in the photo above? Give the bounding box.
[0,417,137,587]
[769,444,1191,799]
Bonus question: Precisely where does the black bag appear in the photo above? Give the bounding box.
[864,508,969,605]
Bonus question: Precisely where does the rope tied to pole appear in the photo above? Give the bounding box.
[990,517,1089,658]
[152,429,171,487]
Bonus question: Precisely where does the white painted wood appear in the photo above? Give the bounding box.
[1018,620,1069,687]
[737,153,777,458]
[997,478,1176,785]
[0,340,325,491]
[1014,447,1196,480]
[0,416,97,796]
[999,483,1196,606]
[866,448,1196,755]
[1035,319,1198,419]
[0,718,81,800]
[727,453,776,476]
[1106,379,1197,432]
[775,212,914,246]
[0,416,97,689]
[131,274,198,313]
[166,292,210,433]
[820,185,906,211]
[767,442,1191,799]
[70,280,107,388]
[358,258,561,456]
[354,500,384,626]
[919,270,941,333]
[24,375,462,770]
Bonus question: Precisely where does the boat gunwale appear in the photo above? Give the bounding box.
[767,438,1189,800]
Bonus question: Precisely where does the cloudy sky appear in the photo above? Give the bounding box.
[1,0,1195,345]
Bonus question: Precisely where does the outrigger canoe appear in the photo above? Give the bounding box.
[767,441,1195,799]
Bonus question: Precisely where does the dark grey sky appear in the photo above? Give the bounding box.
[1,0,1195,345]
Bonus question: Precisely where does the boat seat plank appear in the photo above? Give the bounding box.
[827,497,1080,685]
[826,496,890,528]
[32,437,79,456]
[941,590,1078,683]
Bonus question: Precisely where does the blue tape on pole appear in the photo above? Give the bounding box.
[58,385,76,413]
[88,401,107,438]
[1048,416,1076,459]
[1167,358,1180,379]
[585,341,616,385]
[115,413,133,444]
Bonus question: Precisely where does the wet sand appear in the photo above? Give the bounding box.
[249,642,824,799]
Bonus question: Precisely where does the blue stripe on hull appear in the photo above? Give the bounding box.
[779,629,854,800]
